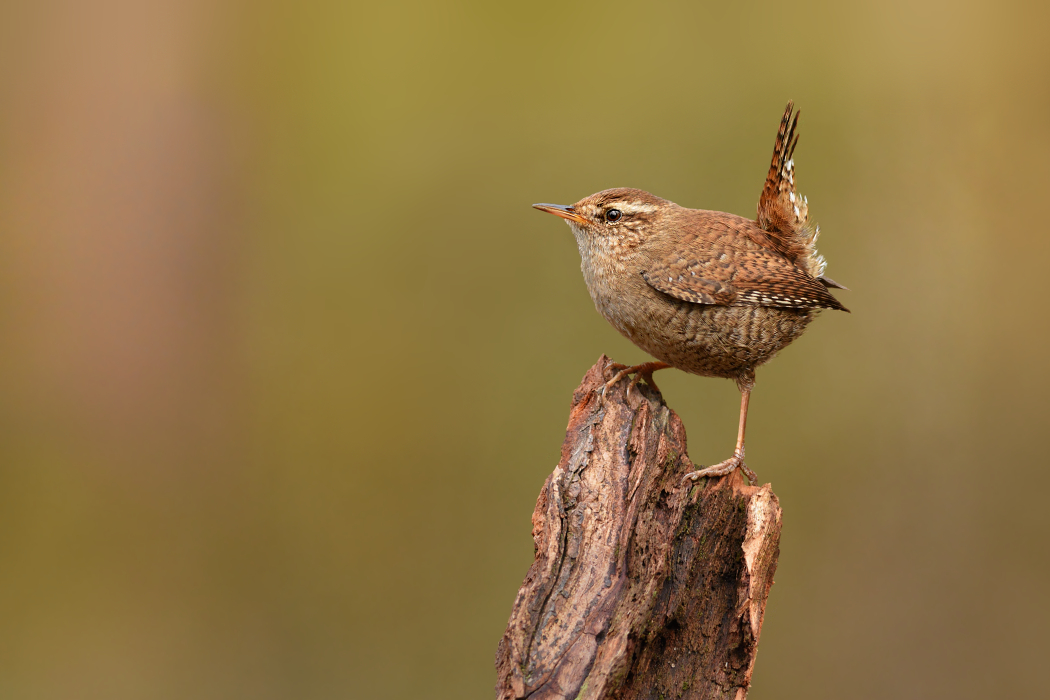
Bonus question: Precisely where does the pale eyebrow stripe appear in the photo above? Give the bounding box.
[609,203,658,215]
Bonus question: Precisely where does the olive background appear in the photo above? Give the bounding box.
[1,1,1048,698]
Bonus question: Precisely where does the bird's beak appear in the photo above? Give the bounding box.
[532,203,588,225]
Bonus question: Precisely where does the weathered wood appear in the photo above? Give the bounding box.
[496,356,782,700]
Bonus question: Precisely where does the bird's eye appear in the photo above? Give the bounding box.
[606,209,622,222]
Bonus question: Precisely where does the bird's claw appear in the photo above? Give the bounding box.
[681,452,757,485]
[600,361,670,403]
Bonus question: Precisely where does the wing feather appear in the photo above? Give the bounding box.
[642,242,848,312]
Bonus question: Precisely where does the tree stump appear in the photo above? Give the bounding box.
[495,356,783,700]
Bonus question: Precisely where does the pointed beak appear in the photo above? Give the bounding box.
[532,203,588,225]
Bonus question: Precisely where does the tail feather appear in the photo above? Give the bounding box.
[756,102,826,279]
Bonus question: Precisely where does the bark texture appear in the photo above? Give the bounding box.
[495,356,782,700]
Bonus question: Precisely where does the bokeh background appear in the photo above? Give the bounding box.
[1,0,1048,697]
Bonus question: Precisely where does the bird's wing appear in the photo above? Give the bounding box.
[755,101,811,261]
[729,250,849,310]
[642,244,848,312]
[640,257,736,305]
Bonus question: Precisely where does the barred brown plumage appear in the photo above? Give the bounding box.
[533,101,848,483]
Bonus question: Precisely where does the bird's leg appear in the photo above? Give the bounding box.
[603,361,671,399]
[637,363,668,393]
[682,385,759,485]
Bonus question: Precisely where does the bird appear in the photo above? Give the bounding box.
[533,102,848,483]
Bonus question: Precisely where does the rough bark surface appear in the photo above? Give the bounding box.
[495,356,782,700]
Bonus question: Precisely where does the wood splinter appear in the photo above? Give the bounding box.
[496,356,783,700]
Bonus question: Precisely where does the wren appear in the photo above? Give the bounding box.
[534,102,848,483]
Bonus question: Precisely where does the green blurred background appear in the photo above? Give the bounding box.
[1,0,1048,697]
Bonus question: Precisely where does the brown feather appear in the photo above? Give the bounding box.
[818,275,849,290]
[640,209,847,312]
[755,102,815,264]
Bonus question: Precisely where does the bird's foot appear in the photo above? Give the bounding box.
[601,361,671,401]
[681,452,757,485]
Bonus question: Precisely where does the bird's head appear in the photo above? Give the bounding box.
[533,188,673,254]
